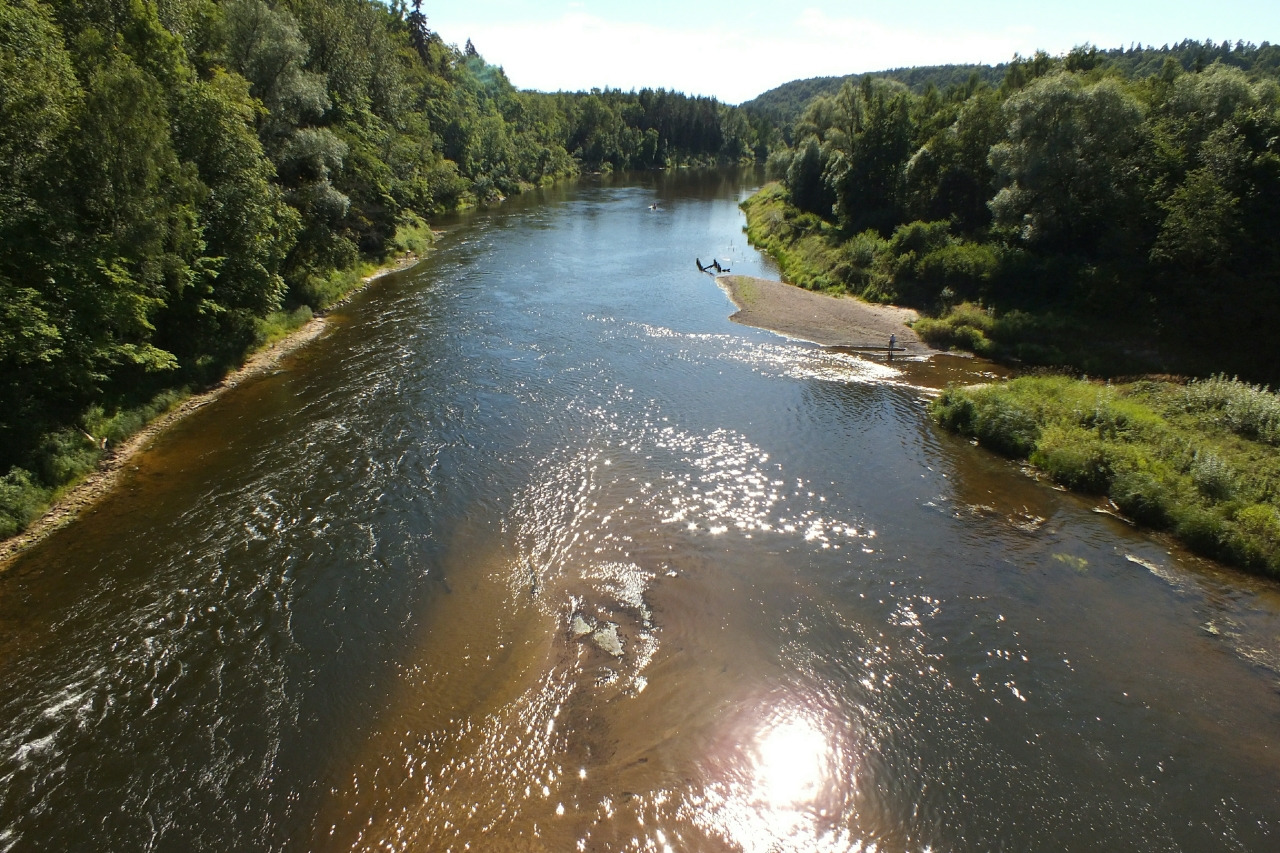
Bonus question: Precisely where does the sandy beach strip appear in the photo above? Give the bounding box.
[716,274,937,356]
[0,255,422,569]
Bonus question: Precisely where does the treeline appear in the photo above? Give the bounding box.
[742,39,1280,129]
[747,43,1280,380]
[741,64,1006,129]
[0,0,758,538]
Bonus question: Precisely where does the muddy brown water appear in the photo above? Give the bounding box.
[1,170,1278,852]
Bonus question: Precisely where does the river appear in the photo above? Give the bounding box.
[1,169,1278,852]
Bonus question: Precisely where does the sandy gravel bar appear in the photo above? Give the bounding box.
[717,274,937,355]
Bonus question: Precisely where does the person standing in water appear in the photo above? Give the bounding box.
[889,333,896,360]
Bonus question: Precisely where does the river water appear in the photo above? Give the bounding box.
[1,170,1278,852]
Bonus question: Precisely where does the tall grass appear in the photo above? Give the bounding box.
[254,306,314,348]
[932,376,1280,577]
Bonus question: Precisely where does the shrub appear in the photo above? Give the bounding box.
[37,429,100,487]
[1228,504,1280,572]
[0,468,49,539]
[391,213,435,258]
[1110,469,1172,527]
[1173,504,1228,557]
[296,268,361,311]
[1182,375,1280,444]
[914,242,999,290]
[1031,425,1112,492]
[931,387,978,433]
[915,302,998,354]
[1190,450,1234,499]
[888,220,953,257]
[842,229,888,269]
[970,393,1041,457]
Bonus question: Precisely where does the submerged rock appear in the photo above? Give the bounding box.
[571,615,594,638]
[591,623,624,657]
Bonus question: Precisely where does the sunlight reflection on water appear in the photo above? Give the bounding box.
[686,696,864,853]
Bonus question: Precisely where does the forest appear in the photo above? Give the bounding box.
[0,0,759,537]
[746,41,1280,381]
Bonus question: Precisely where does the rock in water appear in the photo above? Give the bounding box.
[571,615,594,638]
[592,623,624,657]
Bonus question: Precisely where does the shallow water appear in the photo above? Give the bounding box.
[1,169,1278,853]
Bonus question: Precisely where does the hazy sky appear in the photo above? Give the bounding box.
[427,1,1280,103]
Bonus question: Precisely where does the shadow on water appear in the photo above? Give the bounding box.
[1,167,1278,852]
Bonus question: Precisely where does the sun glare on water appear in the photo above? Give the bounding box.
[754,716,830,809]
[689,702,863,853]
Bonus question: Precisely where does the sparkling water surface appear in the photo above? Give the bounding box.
[1,170,1277,852]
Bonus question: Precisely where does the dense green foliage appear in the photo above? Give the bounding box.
[931,376,1280,578]
[746,42,1280,382]
[0,0,758,538]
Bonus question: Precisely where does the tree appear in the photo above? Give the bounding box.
[164,70,300,364]
[824,79,914,234]
[406,0,430,65]
[989,74,1145,254]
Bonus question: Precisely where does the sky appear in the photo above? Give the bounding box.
[425,1,1280,103]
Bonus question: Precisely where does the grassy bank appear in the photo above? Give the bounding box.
[931,375,1280,577]
[742,182,896,299]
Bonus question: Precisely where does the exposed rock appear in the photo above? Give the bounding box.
[592,623,624,657]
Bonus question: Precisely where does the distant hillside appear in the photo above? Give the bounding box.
[741,64,1004,125]
[743,39,1280,127]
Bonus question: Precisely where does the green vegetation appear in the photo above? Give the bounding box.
[0,0,762,540]
[743,42,1280,382]
[931,376,1280,577]
[0,388,188,538]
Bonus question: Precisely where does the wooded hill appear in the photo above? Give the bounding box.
[0,0,760,538]
[741,40,1280,131]
[742,64,1006,128]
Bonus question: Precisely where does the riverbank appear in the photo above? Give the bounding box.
[717,274,937,356]
[0,255,422,569]
[740,183,1167,377]
[931,375,1280,578]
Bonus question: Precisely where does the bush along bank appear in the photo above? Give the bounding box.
[930,375,1280,577]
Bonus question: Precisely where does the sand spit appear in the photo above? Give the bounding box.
[717,274,938,357]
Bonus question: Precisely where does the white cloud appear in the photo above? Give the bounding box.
[433,10,1109,103]
[435,13,765,102]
